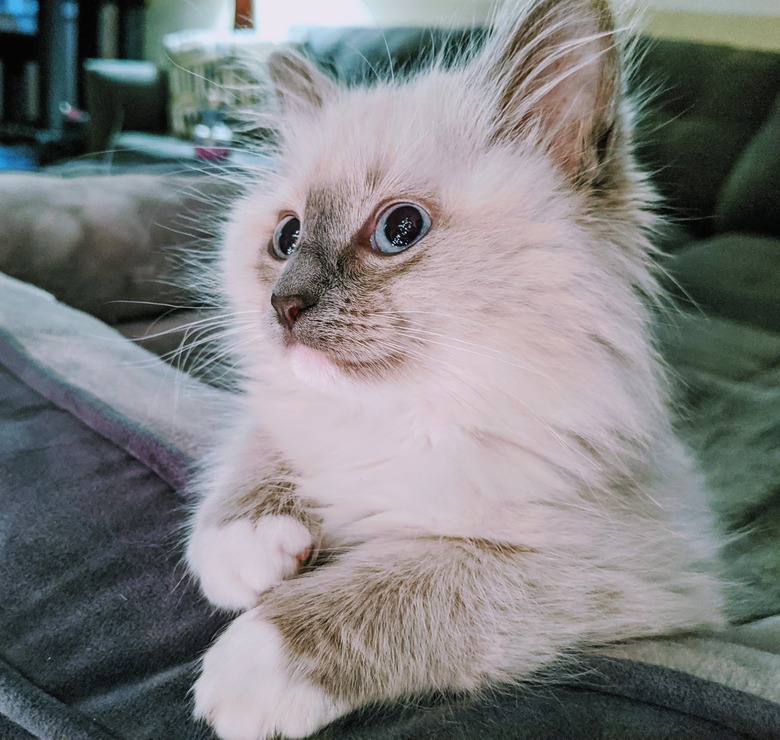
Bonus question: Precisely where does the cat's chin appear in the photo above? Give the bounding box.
[285,342,361,393]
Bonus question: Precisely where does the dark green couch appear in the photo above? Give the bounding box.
[80,27,780,344]
[631,39,780,334]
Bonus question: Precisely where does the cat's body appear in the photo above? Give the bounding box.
[186,1,725,737]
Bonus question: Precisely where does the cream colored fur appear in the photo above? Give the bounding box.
[186,1,725,737]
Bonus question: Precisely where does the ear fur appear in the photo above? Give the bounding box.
[481,0,621,184]
[267,49,336,113]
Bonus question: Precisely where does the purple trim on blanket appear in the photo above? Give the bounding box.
[0,328,190,493]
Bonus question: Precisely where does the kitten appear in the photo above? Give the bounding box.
[186,1,725,737]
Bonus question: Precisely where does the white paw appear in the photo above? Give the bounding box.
[194,610,346,739]
[187,515,313,611]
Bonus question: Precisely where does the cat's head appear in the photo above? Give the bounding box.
[222,0,658,412]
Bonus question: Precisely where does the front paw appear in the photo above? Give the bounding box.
[194,610,345,739]
[187,515,314,611]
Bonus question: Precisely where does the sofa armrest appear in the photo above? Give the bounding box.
[83,59,169,153]
[0,172,235,325]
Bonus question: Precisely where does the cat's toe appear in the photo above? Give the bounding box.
[194,610,345,739]
[188,515,314,611]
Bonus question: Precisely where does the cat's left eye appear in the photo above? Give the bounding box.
[371,202,431,255]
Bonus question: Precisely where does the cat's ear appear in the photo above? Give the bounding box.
[482,0,620,183]
[266,49,336,112]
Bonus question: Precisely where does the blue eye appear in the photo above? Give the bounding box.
[371,202,431,254]
[271,215,300,259]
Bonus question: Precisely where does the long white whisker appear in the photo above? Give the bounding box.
[377,320,545,378]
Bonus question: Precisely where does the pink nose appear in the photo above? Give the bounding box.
[271,293,316,330]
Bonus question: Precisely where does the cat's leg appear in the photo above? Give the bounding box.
[186,420,318,612]
[194,535,716,739]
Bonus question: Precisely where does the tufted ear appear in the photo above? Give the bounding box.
[266,48,336,113]
[482,0,621,184]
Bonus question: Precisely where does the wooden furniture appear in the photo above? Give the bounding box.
[234,0,254,30]
[0,0,145,133]
[78,0,145,79]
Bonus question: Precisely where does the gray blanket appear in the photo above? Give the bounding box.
[1,273,779,738]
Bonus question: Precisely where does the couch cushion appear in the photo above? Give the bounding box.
[298,26,482,84]
[667,234,780,334]
[716,94,780,238]
[634,40,780,239]
[0,173,234,325]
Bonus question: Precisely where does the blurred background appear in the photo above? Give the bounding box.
[1,0,778,168]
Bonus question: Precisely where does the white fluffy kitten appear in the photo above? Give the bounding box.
[186,1,725,737]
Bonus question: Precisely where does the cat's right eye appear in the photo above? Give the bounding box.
[270,215,301,260]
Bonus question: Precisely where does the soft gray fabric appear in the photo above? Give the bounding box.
[0,275,228,461]
[0,291,777,740]
[0,345,226,738]
[1,274,780,738]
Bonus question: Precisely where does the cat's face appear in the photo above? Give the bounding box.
[222,0,654,405]
[225,81,569,389]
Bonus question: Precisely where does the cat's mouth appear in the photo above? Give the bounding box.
[283,336,404,380]
[272,300,407,381]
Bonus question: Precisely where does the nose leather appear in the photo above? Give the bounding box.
[271,292,318,330]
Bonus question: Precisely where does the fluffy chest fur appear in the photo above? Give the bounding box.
[247,356,691,562]
[253,382,539,541]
